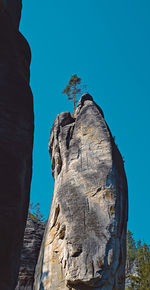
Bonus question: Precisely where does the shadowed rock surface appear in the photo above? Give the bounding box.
[15,218,45,290]
[0,2,34,289]
[0,0,22,29]
[34,94,128,290]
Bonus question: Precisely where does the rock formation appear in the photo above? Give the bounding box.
[16,218,45,290]
[34,94,128,290]
[0,1,34,289]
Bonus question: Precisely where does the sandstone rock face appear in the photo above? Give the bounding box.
[34,94,128,290]
[0,4,34,289]
[15,218,45,290]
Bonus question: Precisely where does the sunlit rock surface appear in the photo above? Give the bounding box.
[34,94,128,290]
[0,2,34,289]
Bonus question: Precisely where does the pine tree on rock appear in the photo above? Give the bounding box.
[62,74,85,112]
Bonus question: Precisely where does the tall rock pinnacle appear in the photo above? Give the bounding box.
[0,1,34,289]
[34,94,128,289]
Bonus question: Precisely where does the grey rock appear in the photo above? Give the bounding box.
[125,261,138,289]
[0,5,34,290]
[15,218,45,290]
[34,94,128,289]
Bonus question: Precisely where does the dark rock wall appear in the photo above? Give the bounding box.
[0,0,22,29]
[15,218,45,290]
[0,3,34,289]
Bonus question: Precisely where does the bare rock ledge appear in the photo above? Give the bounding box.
[34,94,128,290]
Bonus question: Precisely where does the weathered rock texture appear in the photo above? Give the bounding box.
[15,218,45,290]
[0,1,34,289]
[34,94,128,290]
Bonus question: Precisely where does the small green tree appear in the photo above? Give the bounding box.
[62,74,85,112]
[126,230,136,269]
[135,242,150,289]
[126,238,150,290]
[28,202,47,224]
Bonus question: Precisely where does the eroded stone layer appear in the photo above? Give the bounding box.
[34,94,128,290]
[0,4,34,289]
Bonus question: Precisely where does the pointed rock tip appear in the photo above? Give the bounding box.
[74,93,93,115]
[79,93,93,103]
[75,93,104,119]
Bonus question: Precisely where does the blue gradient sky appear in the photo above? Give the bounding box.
[20,0,150,243]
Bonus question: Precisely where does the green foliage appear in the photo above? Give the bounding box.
[126,230,150,289]
[127,230,136,264]
[135,242,150,289]
[28,202,47,224]
[62,74,86,112]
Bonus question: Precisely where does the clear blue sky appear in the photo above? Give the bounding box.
[20,0,150,243]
